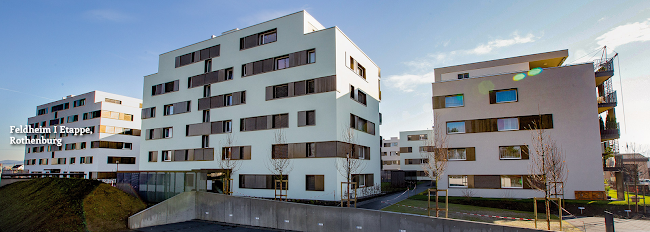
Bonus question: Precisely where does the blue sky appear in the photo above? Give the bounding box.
[1,0,649,161]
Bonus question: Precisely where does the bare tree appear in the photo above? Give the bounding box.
[419,122,449,189]
[623,143,648,212]
[265,129,293,201]
[336,124,365,207]
[527,121,567,230]
[218,132,242,195]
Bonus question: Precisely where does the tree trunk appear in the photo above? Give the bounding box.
[545,197,551,230]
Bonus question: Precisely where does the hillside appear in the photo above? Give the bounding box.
[0,178,146,232]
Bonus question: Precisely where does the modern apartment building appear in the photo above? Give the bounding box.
[431,50,608,199]
[397,130,434,181]
[381,137,400,170]
[24,91,142,181]
[135,11,381,202]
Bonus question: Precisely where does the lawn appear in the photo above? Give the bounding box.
[383,199,581,231]
[606,189,650,206]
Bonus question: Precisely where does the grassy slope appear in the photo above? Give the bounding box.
[83,184,146,232]
[0,178,100,232]
[0,178,146,232]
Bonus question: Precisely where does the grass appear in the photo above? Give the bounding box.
[383,199,581,231]
[0,178,146,232]
[606,189,650,206]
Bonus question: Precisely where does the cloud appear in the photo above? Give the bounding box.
[84,9,133,22]
[467,32,536,55]
[596,18,650,51]
[385,32,538,92]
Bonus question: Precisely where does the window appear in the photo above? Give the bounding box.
[105,98,122,104]
[67,115,79,123]
[79,157,85,164]
[351,174,374,188]
[80,142,86,149]
[225,68,233,80]
[276,56,289,70]
[203,85,211,98]
[203,110,210,123]
[306,143,315,157]
[204,59,212,73]
[148,129,154,139]
[162,151,171,161]
[501,175,523,188]
[447,148,467,160]
[202,135,209,148]
[308,50,316,64]
[448,175,468,188]
[163,127,173,138]
[445,95,464,107]
[274,84,289,98]
[494,89,518,103]
[260,30,277,44]
[163,104,174,116]
[350,86,355,99]
[239,174,288,190]
[107,157,136,164]
[497,118,519,131]
[306,80,315,94]
[446,122,465,134]
[499,146,522,159]
[224,120,232,132]
[457,73,469,79]
[70,157,76,164]
[357,64,365,78]
[142,107,156,119]
[407,134,427,141]
[306,175,324,191]
[148,151,158,162]
[298,110,316,127]
[73,99,85,107]
[224,94,233,106]
[37,108,48,115]
[152,80,179,96]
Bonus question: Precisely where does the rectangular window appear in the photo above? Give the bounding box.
[73,99,85,107]
[501,175,523,188]
[308,50,316,64]
[276,56,289,70]
[203,110,210,123]
[37,108,48,115]
[163,127,173,138]
[357,64,366,78]
[274,84,289,98]
[105,98,122,104]
[224,94,233,106]
[306,79,315,94]
[260,30,277,44]
[162,151,171,161]
[163,104,174,116]
[224,120,232,132]
[204,59,212,73]
[445,95,464,107]
[446,122,465,134]
[148,151,158,162]
[203,85,211,98]
[107,157,136,164]
[70,157,76,164]
[448,175,468,188]
[447,148,467,160]
[497,118,519,131]
[407,134,427,141]
[202,135,209,148]
[494,89,518,103]
[457,73,469,79]
[306,175,325,191]
[80,142,86,149]
[499,146,522,159]
[225,68,233,80]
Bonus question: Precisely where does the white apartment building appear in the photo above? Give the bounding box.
[381,137,400,170]
[397,130,434,181]
[135,11,381,202]
[431,50,607,199]
[24,91,142,180]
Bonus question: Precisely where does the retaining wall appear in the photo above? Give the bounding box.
[129,191,549,232]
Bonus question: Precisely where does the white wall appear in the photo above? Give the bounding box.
[439,62,529,82]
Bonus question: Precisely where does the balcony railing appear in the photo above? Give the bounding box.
[597,91,617,104]
[594,57,615,72]
[601,122,620,141]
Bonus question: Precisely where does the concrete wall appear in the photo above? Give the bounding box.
[130,191,548,232]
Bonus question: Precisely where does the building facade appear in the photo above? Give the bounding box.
[397,130,434,181]
[431,50,606,199]
[381,137,400,170]
[137,11,381,201]
[24,91,142,181]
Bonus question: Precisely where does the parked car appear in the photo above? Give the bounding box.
[639,179,650,185]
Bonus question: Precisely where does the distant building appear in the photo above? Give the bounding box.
[24,91,142,181]
[431,50,608,199]
[381,137,400,170]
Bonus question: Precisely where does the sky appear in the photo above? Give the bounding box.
[0,0,649,161]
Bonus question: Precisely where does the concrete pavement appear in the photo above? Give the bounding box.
[565,216,650,232]
[357,183,431,210]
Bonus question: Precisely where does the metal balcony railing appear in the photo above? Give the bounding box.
[594,57,615,72]
[601,122,620,140]
[597,90,617,104]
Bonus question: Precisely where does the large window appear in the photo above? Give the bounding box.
[306,175,324,191]
[446,122,465,134]
[447,148,467,160]
[163,104,174,116]
[493,89,518,103]
[163,127,173,138]
[497,118,519,131]
[445,95,464,107]
[501,175,523,188]
[499,146,522,159]
[276,56,289,70]
[260,30,277,45]
[308,50,316,64]
[274,84,289,98]
[162,151,171,161]
[448,175,468,188]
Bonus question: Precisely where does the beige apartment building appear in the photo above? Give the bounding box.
[431,50,612,199]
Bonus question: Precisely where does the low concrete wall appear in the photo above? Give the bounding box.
[130,191,549,232]
[0,178,30,187]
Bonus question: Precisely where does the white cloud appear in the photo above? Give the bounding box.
[84,9,133,22]
[596,18,650,50]
[385,32,538,93]
[467,32,536,55]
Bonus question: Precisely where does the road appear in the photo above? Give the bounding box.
[357,183,431,210]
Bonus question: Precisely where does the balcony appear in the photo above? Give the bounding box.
[601,122,620,141]
[597,90,617,114]
[594,58,615,86]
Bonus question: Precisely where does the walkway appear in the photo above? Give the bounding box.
[357,183,431,210]
[565,217,650,232]
[133,220,281,232]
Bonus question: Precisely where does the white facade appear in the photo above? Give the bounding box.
[381,137,400,170]
[24,91,142,179]
[431,50,604,199]
[398,130,433,180]
[139,11,381,201]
